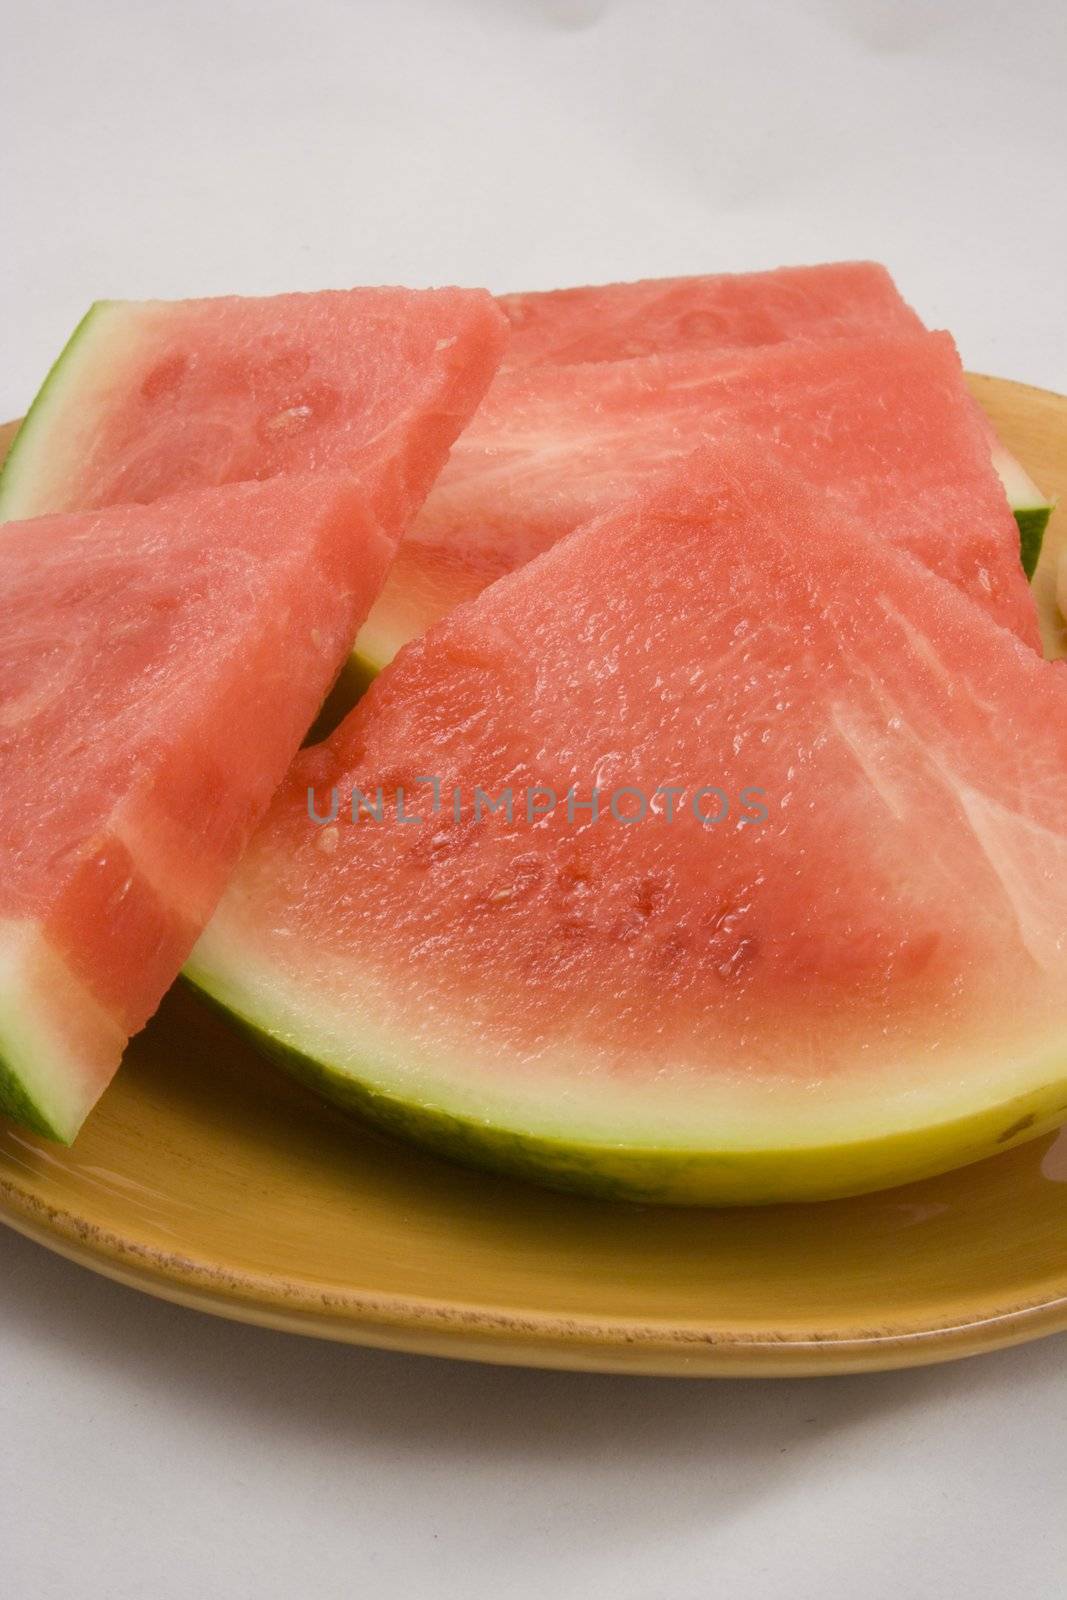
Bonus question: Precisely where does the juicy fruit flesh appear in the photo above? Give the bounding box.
[354,332,1039,670]
[498,260,924,366]
[191,441,1067,1202]
[498,263,1052,552]
[0,287,508,529]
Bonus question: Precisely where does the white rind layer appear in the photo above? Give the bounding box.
[186,910,1067,1155]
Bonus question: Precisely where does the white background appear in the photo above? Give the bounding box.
[2,2,1066,1595]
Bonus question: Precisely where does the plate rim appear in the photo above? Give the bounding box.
[3,1170,1067,1375]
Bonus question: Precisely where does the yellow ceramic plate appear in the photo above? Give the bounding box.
[2,377,1067,1378]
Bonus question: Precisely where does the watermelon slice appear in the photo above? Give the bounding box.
[0,290,508,1143]
[0,479,400,1141]
[353,331,1040,675]
[498,260,924,365]
[0,287,507,525]
[188,441,1067,1206]
[498,262,1054,554]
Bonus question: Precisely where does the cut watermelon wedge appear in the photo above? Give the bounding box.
[0,286,507,526]
[498,263,1054,556]
[0,479,398,1141]
[188,441,1067,1206]
[353,331,1039,675]
[0,290,507,1143]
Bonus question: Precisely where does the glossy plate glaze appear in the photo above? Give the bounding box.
[2,376,1067,1377]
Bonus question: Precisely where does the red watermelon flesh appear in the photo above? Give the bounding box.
[354,331,1039,671]
[188,439,1067,1204]
[0,476,408,1142]
[498,261,922,366]
[0,287,508,530]
[499,262,1053,578]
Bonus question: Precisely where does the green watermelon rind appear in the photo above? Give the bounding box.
[182,970,1067,1206]
[0,302,115,519]
[1014,504,1053,580]
[0,1045,66,1142]
[992,438,1055,577]
[0,926,100,1144]
[348,628,397,687]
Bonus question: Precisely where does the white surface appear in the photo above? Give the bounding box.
[0,1228,1064,1600]
[2,2,1067,1595]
